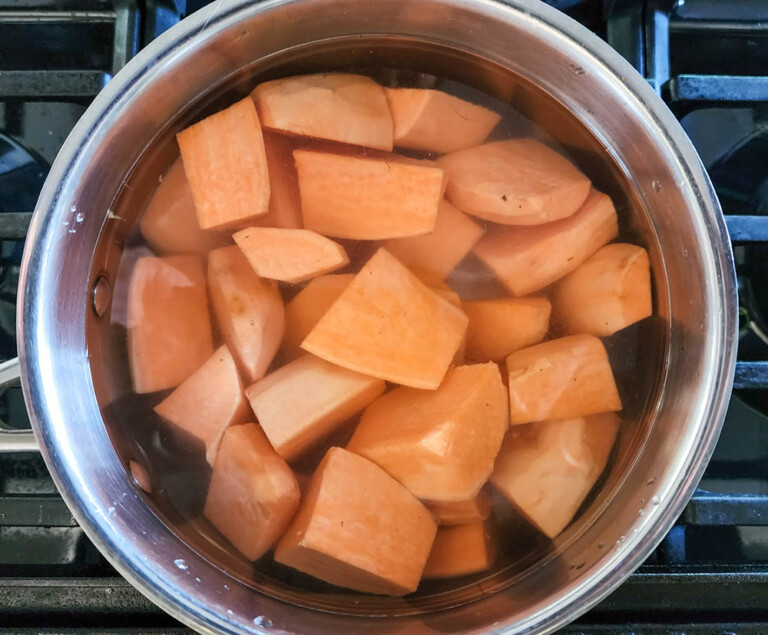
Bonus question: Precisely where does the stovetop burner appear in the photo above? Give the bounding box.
[1,0,768,632]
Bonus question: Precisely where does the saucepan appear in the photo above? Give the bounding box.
[0,0,737,632]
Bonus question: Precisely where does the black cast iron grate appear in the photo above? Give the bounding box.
[1,0,768,632]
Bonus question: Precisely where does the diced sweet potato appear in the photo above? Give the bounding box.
[245,355,386,462]
[294,150,444,240]
[207,246,285,383]
[139,158,216,255]
[274,447,437,595]
[422,521,497,579]
[204,423,300,560]
[425,484,493,526]
[474,189,619,296]
[491,413,620,538]
[384,87,501,154]
[301,248,468,389]
[177,97,270,230]
[282,274,354,361]
[554,243,653,336]
[154,345,249,465]
[505,334,622,425]
[430,284,461,307]
[253,132,302,229]
[384,199,484,283]
[127,255,213,393]
[462,297,551,361]
[252,73,393,150]
[348,363,508,501]
[437,139,591,225]
[233,227,349,284]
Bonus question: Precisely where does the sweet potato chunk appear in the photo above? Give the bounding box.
[154,345,249,465]
[294,150,444,240]
[437,139,591,225]
[491,413,620,538]
[384,87,501,154]
[474,189,619,296]
[139,158,216,254]
[252,73,393,150]
[282,274,354,361]
[384,199,484,283]
[274,447,437,595]
[253,132,302,229]
[127,255,213,393]
[554,243,653,336]
[208,246,285,383]
[505,334,622,425]
[204,423,300,560]
[348,363,508,501]
[177,97,269,230]
[302,248,468,389]
[245,355,385,462]
[462,297,551,361]
[425,484,493,526]
[423,521,497,579]
[233,227,349,284]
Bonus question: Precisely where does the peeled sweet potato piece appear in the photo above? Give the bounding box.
[274,447,437,595]
[425,484,493,526]
[282,274,354,361]
[154,345,249,466]
[233,227,349,284]
[554,243,653,336]
[437,139,591,225]
[294,150,444,240]
[139,158,217,255]
[208,246,285,383]
[491,413,620,538]
[253,132,302,229]
[505,334,622,425]
[302,248,468,389]
[423,521,497,579]
[204,423,300,560]
[252,73,393,150]
[177,97,270,230]
[474,189,619,296]
[347,363,508,502]
[245,355,386,462]
[462,297,551,361]
[384,199,485,283]
[384,87,501,154]
[127,255,213,393]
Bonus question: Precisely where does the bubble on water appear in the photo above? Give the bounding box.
[651,495,661,505]
[174,559,188,570]
[253,616,273,628]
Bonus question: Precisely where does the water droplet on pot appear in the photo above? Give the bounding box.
[652,180,662,192]
[646,477,656,486]
[652,495,660,505]
[75,212,84,223]
[223,584,230,590]
[226,609,234,616]
[70,204,77,212]
[174,559,188,570]
[253,616,273,628]
[598,542,605,549]
[639,509,645,516]
[195,577,201,583]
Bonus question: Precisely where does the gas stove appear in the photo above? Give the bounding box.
[1,0,768,632]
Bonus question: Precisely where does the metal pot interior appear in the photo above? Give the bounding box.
[86,37,667,616]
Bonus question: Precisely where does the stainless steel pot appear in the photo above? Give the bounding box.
[6,0,737,632]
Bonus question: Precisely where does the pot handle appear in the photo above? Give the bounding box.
[0,357,38,452]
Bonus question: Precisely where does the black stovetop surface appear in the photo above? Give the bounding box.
[2,0,768,632]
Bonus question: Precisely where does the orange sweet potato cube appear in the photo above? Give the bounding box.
[207,246,285,383]
[385,87,501,154]
[177,97,270,230]
[245,355,386,462]
[127,255,213,393]
[425,484,493,526]
[505,334,622,425]
[347,363,508,502]
[253,131,303,229]
[462,297,551,361]
[274,447,437,595]
[294,150,444,240]
[474,188,618,296]
[154,345,249,465]
[204,423,300,560]
[491,413,620,538]
[422,521,497,579]
[301,248,468,389]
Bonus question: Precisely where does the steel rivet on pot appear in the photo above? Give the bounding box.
[91,274,111,317]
